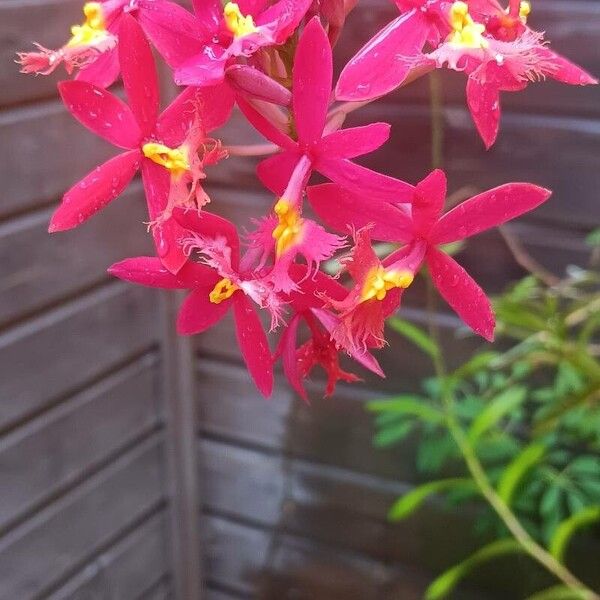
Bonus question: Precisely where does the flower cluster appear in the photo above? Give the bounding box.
[19,0,595,398]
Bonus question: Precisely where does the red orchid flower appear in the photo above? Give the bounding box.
[50,15,233,274]
[308,169,552,342]
[109,210,276,397]
[335,0,451,102]
[275,264,384,400]
[17,0,205,88]
[174,0,312,88]
[421,1,597,148]
[237,17,415,203]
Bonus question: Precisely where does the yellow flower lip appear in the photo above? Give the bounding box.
[223,2,259,38]
[447,1,489,49]
[272,198,303,258]
[67,2,107,48]
[142,142,190,177]
[361,266,414,302]
[209,278,239,304]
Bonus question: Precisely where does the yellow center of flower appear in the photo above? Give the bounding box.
[142,143,190,177]
[272,199,303,258]
[518,1,531,20]
[361,266,414,302]
[67,2,107,48]
[209,278,239,304]
[223,2,259,38]
[448,1,488,49]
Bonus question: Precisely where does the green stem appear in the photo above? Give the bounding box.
[425,74,598,599]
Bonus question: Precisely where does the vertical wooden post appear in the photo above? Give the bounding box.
[161,290,203,600]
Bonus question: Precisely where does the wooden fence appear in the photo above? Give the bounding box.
[1,0,599,599]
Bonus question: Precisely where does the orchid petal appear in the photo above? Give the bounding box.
[256,151,301,195]
[137,0,205,67]
[237,96,296,150]
[335,10,429,101]
[257,0,313,43]
[58,81,141,149]
[173,208,241,268]
[427,248,495,342]
[316,159,415,204]
[536,48,598,86]
[466,76,501,149]
[191,0,222,35]
[293,17,333,144]
[49,150,140,232]
[307,183,413,242]
[174,44,229,87]
[233,294,274,397]
[177,285,230,335]
[141,160,189,274]
[108,256,213,289]
[412,169,447,233]
[118,14,159,137]
[156,84,234,147]
[318,123,391,159]
[276,313,307,401]
[76,47,120,88]
[430,183,552,244]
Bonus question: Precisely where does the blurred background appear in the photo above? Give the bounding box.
[1,1,599,599]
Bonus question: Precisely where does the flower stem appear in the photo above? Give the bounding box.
[225,143,279,157]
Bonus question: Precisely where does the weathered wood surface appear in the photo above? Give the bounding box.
[0,435,165,600]
[0,283,158,432]
[47,511,170,600]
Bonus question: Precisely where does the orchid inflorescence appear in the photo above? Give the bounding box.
[19,0,596,399]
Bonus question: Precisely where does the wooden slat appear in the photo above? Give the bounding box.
[139,579,174,600]
[47,512,170,600]
[0,101,117,219]
[0,283,158,432]
[0,353,160,532]
[0,0,83,107]
[203,515,463,600]
[0,435,165,600]
[0,184,152,327]
[200,439,478,574]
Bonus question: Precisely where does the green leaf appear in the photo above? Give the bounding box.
[448,352,500,384]
[467,386,527,443]
[425,540,524,600]
[498,443,546,505]
[549,505,600,562]
[417,434,457,473]
[585,228,600,247]
[374,421,415,447]
[367,396,444,424]
[525,585,590,600]
[387,317,440,359]
[388,478,476,521]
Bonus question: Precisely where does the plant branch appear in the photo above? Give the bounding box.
[425,71,598,599]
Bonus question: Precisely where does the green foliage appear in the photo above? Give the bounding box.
[369,261,600,598]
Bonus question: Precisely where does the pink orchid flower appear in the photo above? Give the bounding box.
[109,210,277,397]
[239,17,414,202]
[50,15,233,274]
[421,1,598,147]
[335,0,452,102]
[174,0,312,88]
[17,0,205,88]
[308,169,552,342]
[275,264,384,400]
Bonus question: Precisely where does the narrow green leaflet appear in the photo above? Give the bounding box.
[497,443,546,505]
[367,396,444,424]
[425,540,524,599]
[467,386,527,443]
[549,506,600,562]
[525,585,590,600]
[387,317,440,360]
[388,478,476,521]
